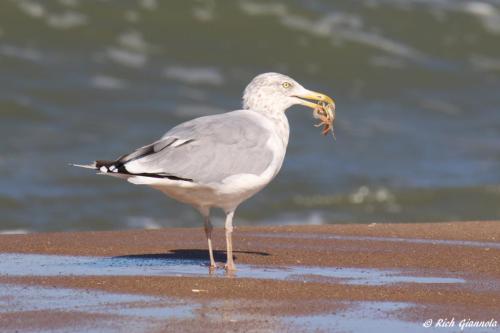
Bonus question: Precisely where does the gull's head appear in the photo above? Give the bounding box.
[243,72,335,115]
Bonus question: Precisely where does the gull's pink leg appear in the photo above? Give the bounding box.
[199,207,216,269]
[204,216,216,269]
[224,210,236,271]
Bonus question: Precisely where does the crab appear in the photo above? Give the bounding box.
[313,100,336,139]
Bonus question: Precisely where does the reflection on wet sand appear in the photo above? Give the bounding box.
[3,282,491,333]
[0,252,466,285]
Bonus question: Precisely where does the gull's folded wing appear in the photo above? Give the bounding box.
[102,110,275,184]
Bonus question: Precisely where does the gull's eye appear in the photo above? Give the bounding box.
[282,82,292,89]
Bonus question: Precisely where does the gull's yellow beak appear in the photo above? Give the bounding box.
[294,90,336,110]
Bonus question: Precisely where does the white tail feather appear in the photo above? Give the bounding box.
[70,162,97,169]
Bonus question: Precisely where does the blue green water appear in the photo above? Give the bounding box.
[0,0,499,232]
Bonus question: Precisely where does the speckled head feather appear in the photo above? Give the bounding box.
[242,72,307,115]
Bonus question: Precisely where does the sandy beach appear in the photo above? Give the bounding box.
[0,221,499,332]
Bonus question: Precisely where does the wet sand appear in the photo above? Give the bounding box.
[0,221,499,332]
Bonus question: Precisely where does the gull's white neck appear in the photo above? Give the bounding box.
[242,91,292,149]
[250,107,290,149]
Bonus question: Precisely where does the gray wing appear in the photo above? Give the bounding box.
[121,110,274,184]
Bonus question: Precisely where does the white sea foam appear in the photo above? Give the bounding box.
[293,186,400,213]
[349,186,400,212]
[17,0,46,18]
[106,31,151,67]
[470,55,500,71]
[463,2,500,34]
[164,66,224,85]
[17,1,86,29]
[239,2,287,16]
[106,47,147,67]
[192,4,215,22]
[0,45,43,62]
[139,0,158,10]
[47,11,87,29]
[118,30,150,52]
[91,75,127,90]
[372,0,500,35]
[239,2,426,62]
[283,212,325,225]
[463,1,497,17]
[126,216,163,230]
[0,229,30,235]
[341,30,425,60]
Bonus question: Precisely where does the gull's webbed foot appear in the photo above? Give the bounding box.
[224,262,236,271]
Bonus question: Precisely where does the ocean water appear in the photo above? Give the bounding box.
[0,0,499,232]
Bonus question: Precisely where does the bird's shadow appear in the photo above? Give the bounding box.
[113,249,269,264]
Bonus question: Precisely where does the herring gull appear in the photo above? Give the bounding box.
[73,72,335,271]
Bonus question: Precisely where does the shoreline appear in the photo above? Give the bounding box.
[0,221,499,332]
